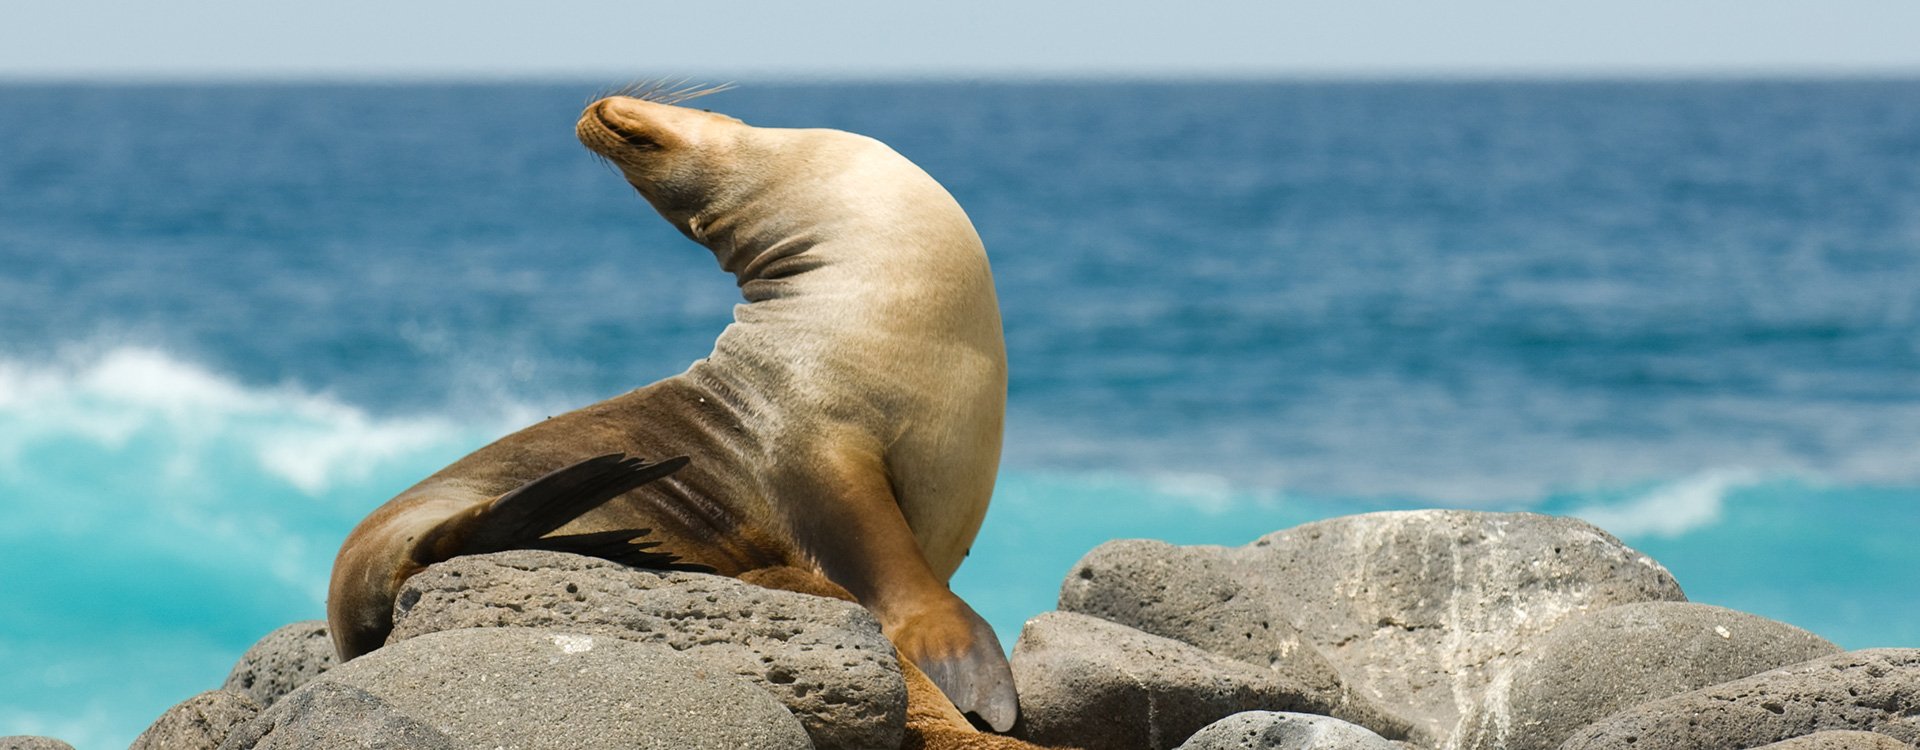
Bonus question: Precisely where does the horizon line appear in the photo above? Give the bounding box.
[5,65,1920,86]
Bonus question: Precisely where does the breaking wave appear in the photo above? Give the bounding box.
[3,347,1916,749]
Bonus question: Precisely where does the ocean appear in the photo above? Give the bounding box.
[2,79,1917,748]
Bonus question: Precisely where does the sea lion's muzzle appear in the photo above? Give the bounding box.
[580,98,681,164]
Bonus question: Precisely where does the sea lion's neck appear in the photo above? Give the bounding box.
[681,138,990,319]
[669,139,1003,398]
[686,190,859,305]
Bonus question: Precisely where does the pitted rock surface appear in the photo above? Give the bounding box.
[1175,711,1402,750]
[316,626,810,750]
[216,681,457,750]
[222,620,337,707]
[1061,510,1684,747]
[1058,539,1404,737]
[130,689,262,750]
[1010,612,1412,750]
[1753,731,1913,749]
[388,550,903,750]
[1459,601,1841,750]
[0,738,77,750]
[1560,649,1920,749]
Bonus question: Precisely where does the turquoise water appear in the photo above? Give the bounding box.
[3,80,1918,747]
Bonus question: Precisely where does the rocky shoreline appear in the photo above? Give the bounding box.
[8,510,1916,750]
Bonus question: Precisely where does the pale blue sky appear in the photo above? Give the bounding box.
[3,1,1919,79]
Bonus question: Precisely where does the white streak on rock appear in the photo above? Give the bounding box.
[549,634,595,654]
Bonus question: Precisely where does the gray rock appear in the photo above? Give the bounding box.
[1560,648,1920,749]
[316,626,811,750]
[1175,711,1401,750]
[1753,731,1913,749]
[1010,612,1410,750]
[1062,511,1684,746]
[389,550,904,750]
[1058,539,1403,735]
[222,620,337,707]
[129,689,262,750]
[217,681,457,750]
[1459,601,1841,750]
[0,738,76,750]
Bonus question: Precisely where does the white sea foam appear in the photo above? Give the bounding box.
[0,346,532,612]
[0,347,557,748]
[1144,475,1282,517]
[1146,472,1245,515]
[0,346,531,495]
[1569,468,1761,538]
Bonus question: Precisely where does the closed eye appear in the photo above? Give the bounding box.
[608,124,660,150]
[597,113,661,151]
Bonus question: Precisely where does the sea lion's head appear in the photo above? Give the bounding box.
[578,82,977,292]
[577,98,743,218]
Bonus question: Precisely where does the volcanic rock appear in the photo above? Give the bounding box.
[1174,711,1402,750]
[1060,510,1686,746]
[129,689,261,750]
[216,681,456,750]
[1559,648,1920,749]
[1010,611,1410,750]
[1752,731,1912,749]
[314,626,811,749]
[222,620,337,707]
[388,550,904,750]
[0,738,77,750]
[1458,601,1841,750]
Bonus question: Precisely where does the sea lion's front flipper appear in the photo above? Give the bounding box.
[904,651,1068,749]
[896,598,1019,733]
[738,567,1049,745]
[458,453,689,554]
[786,445,1020,732]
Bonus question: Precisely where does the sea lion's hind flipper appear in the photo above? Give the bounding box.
[460,453,690,554]
[525,529,716,572]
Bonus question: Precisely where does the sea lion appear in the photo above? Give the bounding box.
[326,83,1017,730]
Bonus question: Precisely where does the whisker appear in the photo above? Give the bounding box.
[654,82,736,106]
[593,77,737,107]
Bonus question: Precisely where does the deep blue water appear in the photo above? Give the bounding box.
[3,80,1918,748]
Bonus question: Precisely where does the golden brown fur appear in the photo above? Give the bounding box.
[328,92,1018,729]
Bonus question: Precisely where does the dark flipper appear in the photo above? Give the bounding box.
[526,529,714,572]
[913,607,1019,733]
[458,453,689,556]
[346,453,693,661]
